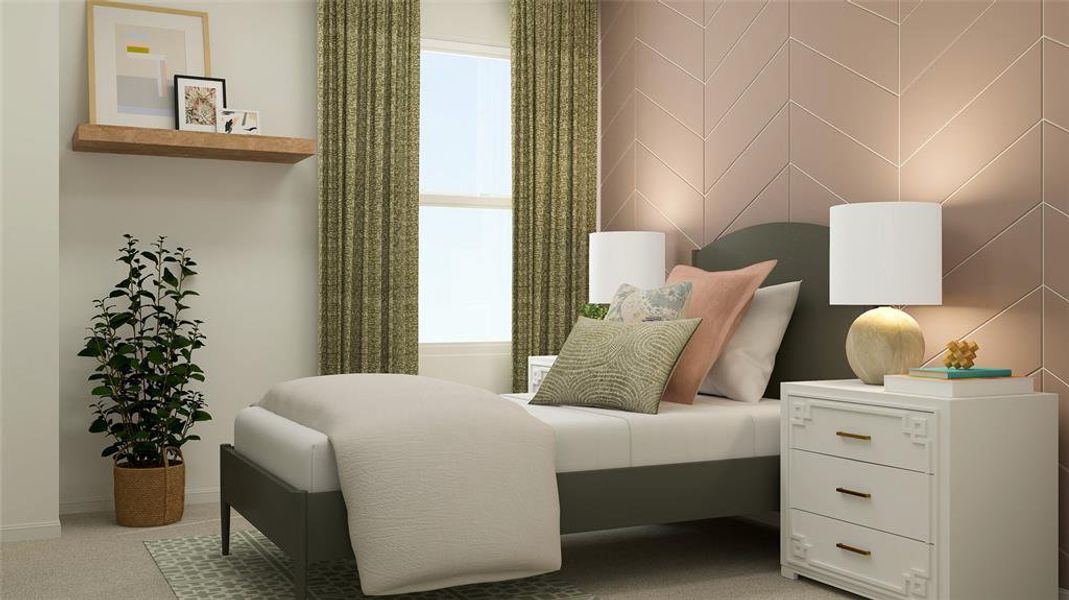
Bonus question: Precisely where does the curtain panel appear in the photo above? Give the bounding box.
[511,0,599,392]
[318,0,420,375]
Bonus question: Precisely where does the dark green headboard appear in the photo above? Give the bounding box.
[692,222,865,399]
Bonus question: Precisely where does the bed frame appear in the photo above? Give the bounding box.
[220,222,864,599]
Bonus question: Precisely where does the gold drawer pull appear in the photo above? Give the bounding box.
[836,431,871,441]
[835,487,872,499]
[836,542,872,557]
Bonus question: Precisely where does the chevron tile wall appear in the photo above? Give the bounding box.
[599,0,1069,581]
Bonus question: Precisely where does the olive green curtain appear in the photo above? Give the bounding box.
[511,0,599,392]
[317,0,420,375]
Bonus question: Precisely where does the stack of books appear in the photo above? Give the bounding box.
[909,367,1011,379]
[884,367,1033,398]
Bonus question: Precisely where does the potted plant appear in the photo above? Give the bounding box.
[78,235,210,527]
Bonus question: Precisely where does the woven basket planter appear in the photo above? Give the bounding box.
[113,449,185,527]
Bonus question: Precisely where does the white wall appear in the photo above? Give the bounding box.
[419,343,513,393]
[1,0,62,541]
[57,0,318,513]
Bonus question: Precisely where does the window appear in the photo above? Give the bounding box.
[418,44,511,344]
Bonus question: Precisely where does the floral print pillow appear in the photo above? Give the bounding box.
[604,281,693,322]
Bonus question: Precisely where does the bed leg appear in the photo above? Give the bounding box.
[294,559,307,600]
[221,500,231,556]
[293,490,309,599]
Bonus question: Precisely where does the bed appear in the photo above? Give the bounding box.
[219,222,864,598]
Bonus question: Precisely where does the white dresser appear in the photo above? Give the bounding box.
[780,379,1058,600]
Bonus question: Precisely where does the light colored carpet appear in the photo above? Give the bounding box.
[0,503,854,599]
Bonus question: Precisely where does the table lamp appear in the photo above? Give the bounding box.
[829,203,942,385]
[588,231,665,303]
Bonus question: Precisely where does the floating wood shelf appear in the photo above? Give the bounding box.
[72,124,315,164]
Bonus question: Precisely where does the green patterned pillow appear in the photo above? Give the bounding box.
[604,281,692,322]
[530,316,701,414]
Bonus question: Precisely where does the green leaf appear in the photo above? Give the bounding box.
[101,445,119,457]
[192,411,212,422]
[109,312,133,328]
[91,385,111,396]
[89,418,108,433]
[162,268,179,287]
[107,354,130,370]
[78,338,106,357]
[578,303,609,320]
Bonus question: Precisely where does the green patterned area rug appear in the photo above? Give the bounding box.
[145,529,594,600]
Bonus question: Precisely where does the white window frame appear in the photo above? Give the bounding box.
[421,37,510,60]
[418,39,513,350]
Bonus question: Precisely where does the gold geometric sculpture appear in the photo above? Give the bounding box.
[942,340,979,370]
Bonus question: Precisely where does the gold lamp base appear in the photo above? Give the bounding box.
[845,306,925,385]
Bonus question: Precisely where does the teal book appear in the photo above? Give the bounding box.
[909,367,1012,379]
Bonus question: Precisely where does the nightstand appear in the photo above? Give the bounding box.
[780,379,1057,600]
[527,355,557,394]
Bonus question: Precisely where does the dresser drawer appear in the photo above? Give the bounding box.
[789,450,931,542]
[788,396,934,472]
[786,509,933,599]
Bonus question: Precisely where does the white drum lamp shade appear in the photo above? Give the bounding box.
[830,202,942,306]
[588,231,665,303]
[829,202,942,385]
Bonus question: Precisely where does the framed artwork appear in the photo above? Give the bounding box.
[174,76,226,132]
[217,109,260,135]
[87,0,210,128]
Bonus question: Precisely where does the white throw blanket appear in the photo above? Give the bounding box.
[257,374,561,596]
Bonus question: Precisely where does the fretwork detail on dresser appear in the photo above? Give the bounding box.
[780,380,1057,600]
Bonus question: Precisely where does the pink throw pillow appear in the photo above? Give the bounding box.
[662,260,777,404]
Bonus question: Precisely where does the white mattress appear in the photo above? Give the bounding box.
[234,394,780,492]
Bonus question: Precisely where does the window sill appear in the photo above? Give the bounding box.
[418,341,511,356]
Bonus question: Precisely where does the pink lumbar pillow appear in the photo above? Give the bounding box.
[662,260,777,404]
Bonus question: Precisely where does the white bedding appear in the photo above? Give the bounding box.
[255,374,560,596]
[235,393,780,493]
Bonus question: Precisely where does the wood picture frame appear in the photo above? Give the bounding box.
[87,0,211,128]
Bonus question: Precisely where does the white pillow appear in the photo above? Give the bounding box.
[699,281,801,403]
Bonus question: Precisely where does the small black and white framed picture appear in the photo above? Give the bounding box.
[174,75,226,132]
[217,108,260,135]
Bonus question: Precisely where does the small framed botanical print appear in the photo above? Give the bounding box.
[174,75,226,132]
[217,109,260,135]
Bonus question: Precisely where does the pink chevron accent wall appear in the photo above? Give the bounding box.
[599,0,1069,580]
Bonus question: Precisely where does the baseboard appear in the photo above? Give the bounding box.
[60,486,220,515]
[0,520,62,543]
[1060,587,1069,600]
